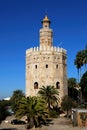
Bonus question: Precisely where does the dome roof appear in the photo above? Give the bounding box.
[42,15,50,23]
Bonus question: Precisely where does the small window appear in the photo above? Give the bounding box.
[63,55,66,60]
[57,57,60,60]
[34,82,38,89]
[46,64,48,68]
[54,56,56,59]
[45,25,47,27]
[35,65,37,69]
[56,64,58,68]
[56,82,60,89]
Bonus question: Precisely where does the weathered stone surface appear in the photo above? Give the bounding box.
[26,16,68,103]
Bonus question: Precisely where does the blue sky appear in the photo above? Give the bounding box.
[0,0,87,99]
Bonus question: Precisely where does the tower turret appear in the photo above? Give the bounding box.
[26,16,67,103]
[39,16,53,48]
[42,15,50,28]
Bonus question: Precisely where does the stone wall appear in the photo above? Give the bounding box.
[26,46,67,102]
[72,109,87,127]
[26,16,68,103]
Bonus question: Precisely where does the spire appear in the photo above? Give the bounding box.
[42,15,51,28]
[42,15,50,23]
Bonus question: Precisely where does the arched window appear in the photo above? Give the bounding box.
[34,82,38,89]
[56,82,60,89]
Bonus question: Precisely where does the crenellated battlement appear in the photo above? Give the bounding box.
[26,16,68,101]
[26,46,67,54]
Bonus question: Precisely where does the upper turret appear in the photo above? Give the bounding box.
[42,15,51,28]
[39,16,53,48]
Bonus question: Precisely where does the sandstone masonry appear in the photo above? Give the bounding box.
[26,16,68,102]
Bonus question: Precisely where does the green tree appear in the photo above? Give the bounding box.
[68,78,78,100]
[80,71,87,101]
[10,90,25,113]
[16,96,47,129]
[68,78,77,88]
[38,86,59,112]
[74,51,84,82]
[0,100,10,124]
[61,95,77,117]
[83,46,87,72]
[74,46,87,82]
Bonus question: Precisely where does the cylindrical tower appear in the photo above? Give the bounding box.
[26,16,68,103]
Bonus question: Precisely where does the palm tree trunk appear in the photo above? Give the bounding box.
[67,109,69,118]
[77,68,79,83]
[84,63,87,72]
[26,116,34,129]
[80,68,82,81]
[48,103,50,112]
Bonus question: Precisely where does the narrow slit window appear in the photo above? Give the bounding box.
[56,64,58,68]
[46,64,48,68]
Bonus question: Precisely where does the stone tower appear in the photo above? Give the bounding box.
[40,16,53,47]
[26,16,67,102]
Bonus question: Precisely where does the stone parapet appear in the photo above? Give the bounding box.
[26,46,67,54]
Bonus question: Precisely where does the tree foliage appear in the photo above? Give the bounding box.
[80,71,87,101]
[61,95,77,117]
[38,85,59,112]
[74,51,84,82]
[10,90,24,113]
[68,78,79,101]
[0,100,10,124]
[74,45,87,82]
[68,78,77,88]
[15,96,47,129]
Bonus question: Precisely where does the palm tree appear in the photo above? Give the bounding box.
[83,46,87,72]
[38,85,59,112]
[15,96,47,129]
[74,51,84,82]
[74,46,87,83]
[74,59,80,83]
